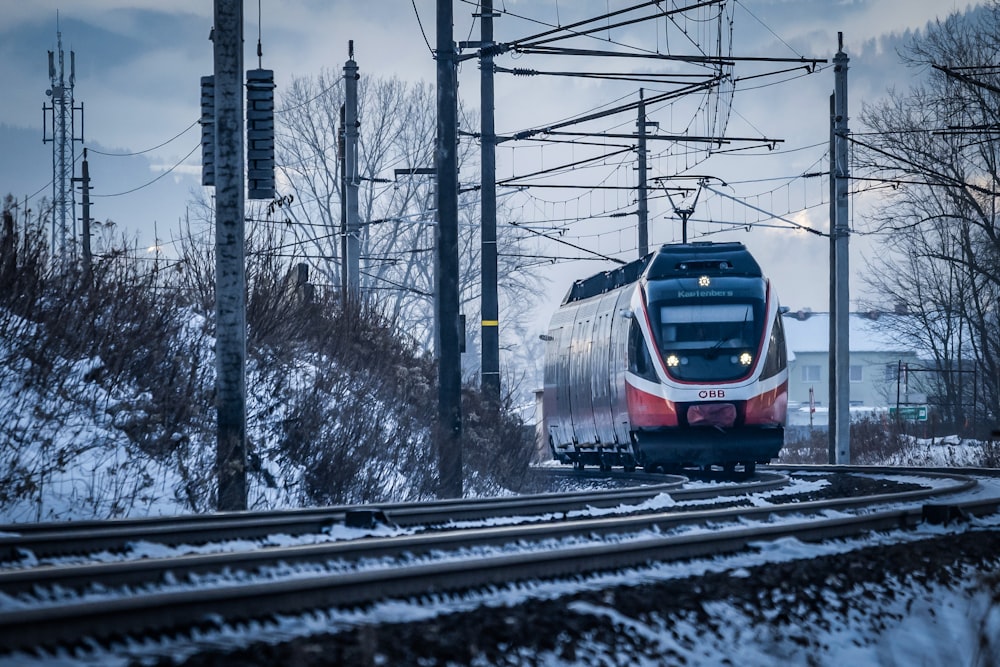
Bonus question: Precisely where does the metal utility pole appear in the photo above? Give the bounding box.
[829,33,851,465]
[77,149,92,282]
[479,0,501,400]
[338,103,347,294]
[43,20,83,271]
[636,89,649,256]
[213,0,248,511]
[344,42,361,298]
[436,0,463,498]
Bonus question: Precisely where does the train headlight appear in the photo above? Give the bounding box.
[698,275,711,287]
[739,352,753,366]
[666,354,680,367]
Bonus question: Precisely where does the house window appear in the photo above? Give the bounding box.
[884,364,898,382]
[850,365,863,383]
[802,365,821,382]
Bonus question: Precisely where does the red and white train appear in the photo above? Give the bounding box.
[542,242,788,473]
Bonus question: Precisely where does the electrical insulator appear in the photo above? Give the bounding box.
[200,75,215,187]
[246,68,275,200]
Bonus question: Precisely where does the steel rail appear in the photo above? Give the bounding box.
[0,470,969,597]
[0,469,988,653]
[0,473,787,562]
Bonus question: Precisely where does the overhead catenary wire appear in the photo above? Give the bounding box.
[254,0,833,291]
[515,0,725,50]
[458,0,694,59]
[700,182,826,236]
[505,77,725,141]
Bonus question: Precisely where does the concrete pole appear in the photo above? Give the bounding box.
[832,33,851,464]
[637,89,649,256]
[436,0,463,498]
[344,43,361,297]
[480,0,501,401]
[828,92,837,464]
[213,0,247,510]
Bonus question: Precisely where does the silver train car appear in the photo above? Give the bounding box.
[542,242,788,473]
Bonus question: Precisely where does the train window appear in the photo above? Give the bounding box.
[627,318,657,381]
[658,304,755,351]
[652,301,765,381]
[760,313,788,379]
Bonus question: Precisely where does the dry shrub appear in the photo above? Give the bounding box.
[461,388,537,497]
[849,416,911,464]
[1,197,535,516]
[777,429,828,464]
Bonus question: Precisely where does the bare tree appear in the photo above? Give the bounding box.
[855,4,1000,434]
[274,70,542,382]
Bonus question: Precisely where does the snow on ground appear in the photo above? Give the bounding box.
[2,525,998,664]
[5,513,998,667]
[886,434,999,468]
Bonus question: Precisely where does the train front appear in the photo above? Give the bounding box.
[627,243,787,471]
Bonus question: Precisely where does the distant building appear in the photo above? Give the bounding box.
[781,309,925,426]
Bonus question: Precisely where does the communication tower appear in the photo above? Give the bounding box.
[43,19,84,269]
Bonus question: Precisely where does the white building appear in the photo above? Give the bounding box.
[781,310,925,426]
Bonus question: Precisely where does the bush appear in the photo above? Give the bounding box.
[0,198,536,519]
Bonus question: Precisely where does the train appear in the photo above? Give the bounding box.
[542,241,788,474]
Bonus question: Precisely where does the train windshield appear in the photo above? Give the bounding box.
[656,302,763,381]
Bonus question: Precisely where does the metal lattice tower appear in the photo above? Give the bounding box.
[43,21,83,268]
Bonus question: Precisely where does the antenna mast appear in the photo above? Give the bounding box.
[43,14,84,270]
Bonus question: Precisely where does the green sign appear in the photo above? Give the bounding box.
[889,405,928,421]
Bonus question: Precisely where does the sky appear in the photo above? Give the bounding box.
[0,0,989,331]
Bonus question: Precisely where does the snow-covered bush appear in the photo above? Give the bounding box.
[0,197,535,522]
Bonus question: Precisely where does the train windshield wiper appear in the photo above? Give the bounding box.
[710,335,733,350]
[706,334,734,357]
[707,309,750,355]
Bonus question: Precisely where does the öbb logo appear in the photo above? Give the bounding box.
[698,389,725,399]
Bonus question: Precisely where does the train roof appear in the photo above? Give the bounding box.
[562,242,762,305]
[646,241,762,280]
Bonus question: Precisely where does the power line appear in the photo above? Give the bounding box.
[86,119,199,157]
[91,142,200,198]
[411,0,434,55]
[733,0,805,59]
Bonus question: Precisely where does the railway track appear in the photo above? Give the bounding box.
[0,470,783,563]
[1,466,998,661]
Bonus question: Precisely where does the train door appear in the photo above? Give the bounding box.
[592,291,619,444]
[543,305,576,450]
[569,298,600,446]
[609,287,635,444]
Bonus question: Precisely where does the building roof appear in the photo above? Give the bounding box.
[782,310,922,358]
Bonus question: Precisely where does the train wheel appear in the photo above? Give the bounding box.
[743,461,756,476]
[573,460,586,471]
[624,463,636,473]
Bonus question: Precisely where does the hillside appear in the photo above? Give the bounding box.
[0,202,534,523]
